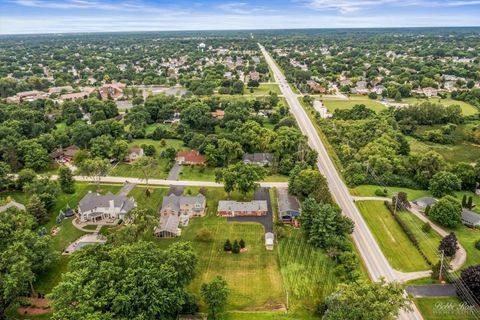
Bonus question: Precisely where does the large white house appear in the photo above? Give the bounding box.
[78,191,136,223]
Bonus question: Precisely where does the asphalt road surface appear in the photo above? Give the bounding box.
[259,43,423,320]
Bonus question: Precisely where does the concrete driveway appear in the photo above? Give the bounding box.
[227,187,273,232]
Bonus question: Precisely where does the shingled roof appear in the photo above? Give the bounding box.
[79,192,136,213]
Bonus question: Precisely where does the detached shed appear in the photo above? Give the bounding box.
[265,232,274,250]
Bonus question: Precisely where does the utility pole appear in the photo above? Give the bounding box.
[439,250,445,282]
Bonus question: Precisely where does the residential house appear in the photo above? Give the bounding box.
[0,201,26,213]
[277,187,301,226]
[242,153,273,166]
[100,81,126,100]
[423,87,438,97]
[217,200,268,217]
[49,145,79,163]
[353,80,369,95]
[211,109,225,119]
[249,71,260,81]
[125,147,144,162]
[461,209,480,227]
[48,86,73,95]
[78,191,136,223]
[7,90,48,103]
[306,80,326,93]
[155,193,206,238]
[176,150,206,165]
[265,232,274,250]
[60,92,90,101]
[413,197,438,209]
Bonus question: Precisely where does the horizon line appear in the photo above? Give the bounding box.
[1,25,480,37]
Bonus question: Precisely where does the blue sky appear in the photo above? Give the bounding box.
[0,0,479,34]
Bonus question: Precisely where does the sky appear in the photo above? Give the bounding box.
[0,0,480,35]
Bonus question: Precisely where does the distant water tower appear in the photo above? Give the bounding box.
[198,42,206,51]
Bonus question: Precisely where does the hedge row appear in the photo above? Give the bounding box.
[384,201,432,266]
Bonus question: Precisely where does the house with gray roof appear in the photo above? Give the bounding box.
[0,201,26,213]
[461,209,480,227]
[242,153,273,166]
[78,191,137,223]
[217,200,268,217]
[413,197,438,209]
[160,194,206,218]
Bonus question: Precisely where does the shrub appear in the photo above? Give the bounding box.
[223,239,232,251]
[422,222,432,233]
[196,228,213,242]
[475,239,480,251]
[375,188,388,197]
[239,239,245,249]
[232,240,240,254]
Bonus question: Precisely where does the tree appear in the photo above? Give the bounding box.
[15,168,36,190]
[232,240,240,254]
[223,239,232,252]
[438,232,459,257]
[26,194,48,224]
[215,163,266,197]
[19,141,51,172]
[323,279,411,320]
[368,92,378,99]
[58,166,75,194]
[201,276,229,319]
[299,198,354,250]
[429,171,461,198]
[110,140,129,161]
[0,208,56,318]
[132,156,158,192]
[0,161,11,190]
[239,239,245,249]
[77,158,109,190]
[428,195,462,228]
[289,168,332,204]
[49,241,196,320]
[392,192,410,211]
[458,265,480,306]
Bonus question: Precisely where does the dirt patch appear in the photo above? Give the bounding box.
[17,298,53,316]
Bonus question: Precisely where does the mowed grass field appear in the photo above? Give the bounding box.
[356,200,431,272]
[323,98,386,113]
[153,187,286,311]
[251,83,281,95]
[414,297,479,320]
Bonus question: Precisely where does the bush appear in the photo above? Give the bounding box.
[223,239,232,252]
[239,239,245,249]
[232,240,240,254]
[422,222,432,233]
[196,228,213,242]
[375,188,388,197]
[475,239,480,251]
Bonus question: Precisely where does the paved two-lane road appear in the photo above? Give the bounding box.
[259,44,423,320]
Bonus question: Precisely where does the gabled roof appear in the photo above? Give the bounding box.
[413,197,438,208]
[161,194,206,212]
[156,214,180,234]
[176,150,206,164]
[242,153,273,163]
[462,209,480,225]
[79,192,136,213]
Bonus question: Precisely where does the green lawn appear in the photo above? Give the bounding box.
[225,311,318,320]
[409,137,480,164]
[152,187,285,311]
[349,184,431,200]
[34,183,122,294]
[414,297,479,320]
[277,227,340,311]
[397,210,442,265]
[179,165,217,181]
[396,97,478,116]
[109,158,172,179]
[447,223,480,268]
[356,201,431,272]
[128,186,169,211]
[251,83,281,95]
[323,96,386,113]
